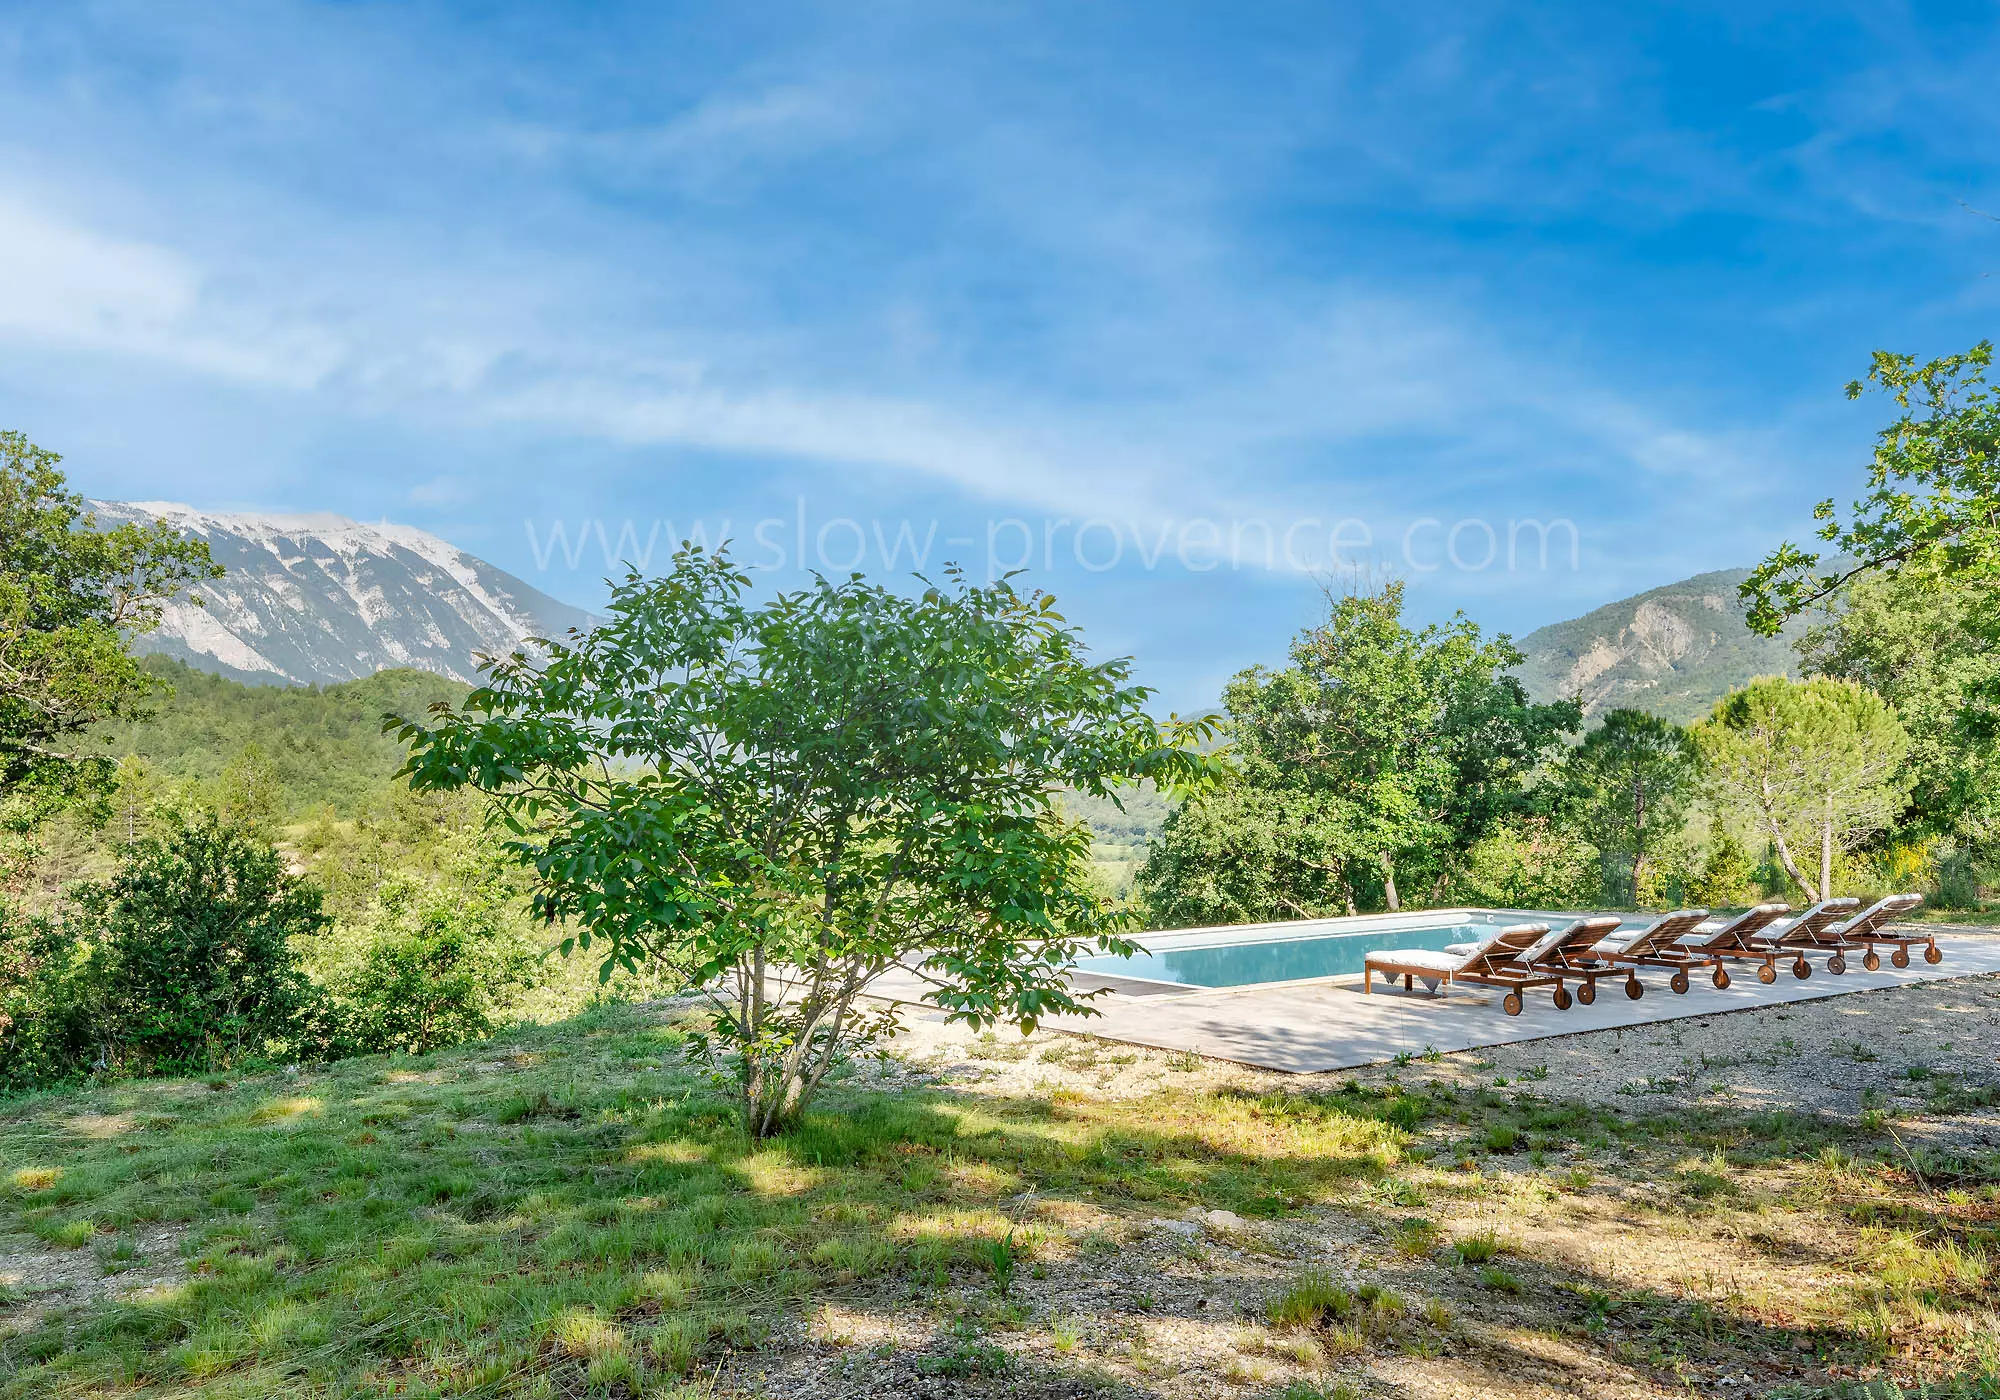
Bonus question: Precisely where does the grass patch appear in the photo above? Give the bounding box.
[1452,1229,1511,1265]
[0,1005,1414,1397]
[4,1001,1998,1393]
[1268,1270,1355,1329]
[1278,1380,1362,1400]
[1392,1216,1444,1258]
[34,1217,97,1249]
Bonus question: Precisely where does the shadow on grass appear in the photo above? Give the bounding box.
[0,999,1995,1398]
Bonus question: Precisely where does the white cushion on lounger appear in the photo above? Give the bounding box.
[1364,948,1465,973]
[1832,893,1923,938]
[1596,927,1654,953]
[1447,918,1614,961]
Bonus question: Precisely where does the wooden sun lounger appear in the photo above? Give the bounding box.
[1362,922,1550,1015]
[1821,893,1933,969]
[1602,904,1791,994]
[1527,913,1681,1006]
[1445,915,1628,1009]
[1747,897,1861,977]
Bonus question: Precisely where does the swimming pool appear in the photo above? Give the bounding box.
[1073,909,1609,989]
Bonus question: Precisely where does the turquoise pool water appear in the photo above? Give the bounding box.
[1073,911,1540,988]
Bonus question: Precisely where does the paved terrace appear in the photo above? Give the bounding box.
[869,928,2000,1074]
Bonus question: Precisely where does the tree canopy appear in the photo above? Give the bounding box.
[1566,708,1697,903]
[1744,342,1999,634]
[1144,582,1578,921]
[394,548,1213,1135]
[0,432,220,823]
[1797,564,2000,846]
[1695,676,1910,903]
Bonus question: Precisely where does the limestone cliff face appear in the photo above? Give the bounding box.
[1515,568,1804,722]
[93,501,593,686]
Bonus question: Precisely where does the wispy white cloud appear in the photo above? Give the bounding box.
[0,162,1811,579]
[0,0,1990,691]
[499,82,864,194]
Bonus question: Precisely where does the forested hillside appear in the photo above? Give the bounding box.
[97,659,469,815]
[1512,567,1808,721]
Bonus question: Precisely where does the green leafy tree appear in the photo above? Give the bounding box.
[1566,709,1697,903]
[109,755,178,846]
[1139,780,1360,927]
[320,876,537,1056]
[1694,677,1910,902]
[1218,582,1578,910]
[1796,565,2000,843]
[1450,817,1600,910]
[0,432,221,821]
[0,898,96,1088]
[80,812,327,1071]
[1682,829,1756,908]
[1744,342,1998,632]
[211,742,288,835]
[394,549,1212,1137]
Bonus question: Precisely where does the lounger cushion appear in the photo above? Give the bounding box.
[1451,917,1625,961]
[1599,910,1711,956]
[1369,922,1548,979]
[1833,893,1923,938]
[1688,902,1793,950]
[1364,948,1465,974]
[1771,898,1861,946]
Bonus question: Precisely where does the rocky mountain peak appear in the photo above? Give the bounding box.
[1513,567,1807,722]
[95,501,592,687]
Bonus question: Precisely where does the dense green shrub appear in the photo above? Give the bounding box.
[1,813,329,1086]
[1933,844,1982,909]
[315,877,538,1055]
[81,813,326,1073]
[1140,780,1360,927]
[1449,818,1600,909]
[0,898,99,1089]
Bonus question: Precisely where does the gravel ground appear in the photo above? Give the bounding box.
[13,970,1995,1398]
[883,963,2000,1149]
[0,1224,186,1337]
[726,967,2000,1397]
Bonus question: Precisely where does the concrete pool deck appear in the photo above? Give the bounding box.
[871,928,2000,1073]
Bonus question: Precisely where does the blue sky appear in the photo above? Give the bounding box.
[1,2,1995,710]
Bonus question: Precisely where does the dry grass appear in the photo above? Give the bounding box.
[2,997,1997,1398]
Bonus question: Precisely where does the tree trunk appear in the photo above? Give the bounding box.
[1819,798,1834,903]
[1380,853,1400,913]
[1767,820,1819,903]
[1631,770,1646,880]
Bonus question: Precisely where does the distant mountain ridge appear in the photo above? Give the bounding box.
[102,496,1802,721]
[95,501,592,687]
[1513,566,1808,723]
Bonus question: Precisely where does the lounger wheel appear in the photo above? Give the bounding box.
[1669,969,1689,995]
[1863,950,1881,972]
[1578,982,1596,1006]
[1624,977,1643,1000]
[1502,991,1523,1016]
[1553,985,1572,1011]
[1924,944,1943,965]
[1792,957,1811,980]
[1712,967,1730,990]
[1828,954,1846,975]
[1757,963,1777,985]
[1892,948,1910,969]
